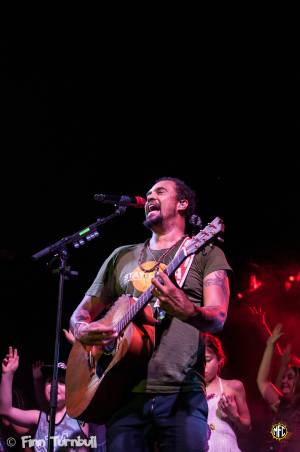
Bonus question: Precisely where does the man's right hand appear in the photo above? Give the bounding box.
[75,322,118,346]
[2,346,19,375]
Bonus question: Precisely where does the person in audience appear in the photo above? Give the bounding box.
[0,346,90,452]
[257,324,300,451]
[204,333,251,451]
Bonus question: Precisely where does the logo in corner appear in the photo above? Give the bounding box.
[270,422,288,442]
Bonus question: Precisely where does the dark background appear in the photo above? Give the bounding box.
[1,30,299,449]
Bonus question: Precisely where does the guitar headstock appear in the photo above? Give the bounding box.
[186,217,224,255]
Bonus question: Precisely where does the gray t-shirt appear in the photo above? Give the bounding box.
[86,240,231,393]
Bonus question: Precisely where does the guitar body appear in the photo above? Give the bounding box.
[66,295,155,424]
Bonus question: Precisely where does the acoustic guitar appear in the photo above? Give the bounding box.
[66,217,224,424]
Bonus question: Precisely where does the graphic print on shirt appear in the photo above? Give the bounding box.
[123,262,167,293]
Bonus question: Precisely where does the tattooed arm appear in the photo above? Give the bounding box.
[186,270,230,332]
[151,270,229,333]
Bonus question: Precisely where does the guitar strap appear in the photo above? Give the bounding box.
[174,236,195,287]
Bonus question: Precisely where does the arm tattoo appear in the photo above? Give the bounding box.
[204,270,229,299]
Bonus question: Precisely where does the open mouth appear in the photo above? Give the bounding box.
[146,202,160,216]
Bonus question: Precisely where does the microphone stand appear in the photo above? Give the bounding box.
[32,207,127,452]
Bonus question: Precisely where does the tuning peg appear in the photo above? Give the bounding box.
[217,236,224,243]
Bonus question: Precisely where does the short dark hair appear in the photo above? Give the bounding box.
[44,373,66,384]
[42,365,66,384]
[154,177,196,219]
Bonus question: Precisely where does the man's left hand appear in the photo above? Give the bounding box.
[151,272,195,320]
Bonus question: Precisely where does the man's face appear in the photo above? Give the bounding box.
[144,180,180,229]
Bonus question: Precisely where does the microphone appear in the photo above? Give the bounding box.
[94,193,146,208]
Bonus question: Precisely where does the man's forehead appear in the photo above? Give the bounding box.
[146,180,176,195]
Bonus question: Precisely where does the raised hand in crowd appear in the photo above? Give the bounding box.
[2,347,19,375]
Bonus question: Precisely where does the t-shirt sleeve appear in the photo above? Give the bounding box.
[202,245,232,278]
[85,247,121,302]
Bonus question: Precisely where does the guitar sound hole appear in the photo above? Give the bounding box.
[103,340,116,355]
[96,353,113,378]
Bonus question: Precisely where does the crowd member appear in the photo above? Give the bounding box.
[204,333,251,451]
[0,346,90,452]
[257,324,300,451]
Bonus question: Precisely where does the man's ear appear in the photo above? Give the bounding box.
[177,199,188,212]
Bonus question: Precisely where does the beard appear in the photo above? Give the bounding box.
[143,213,163,230]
